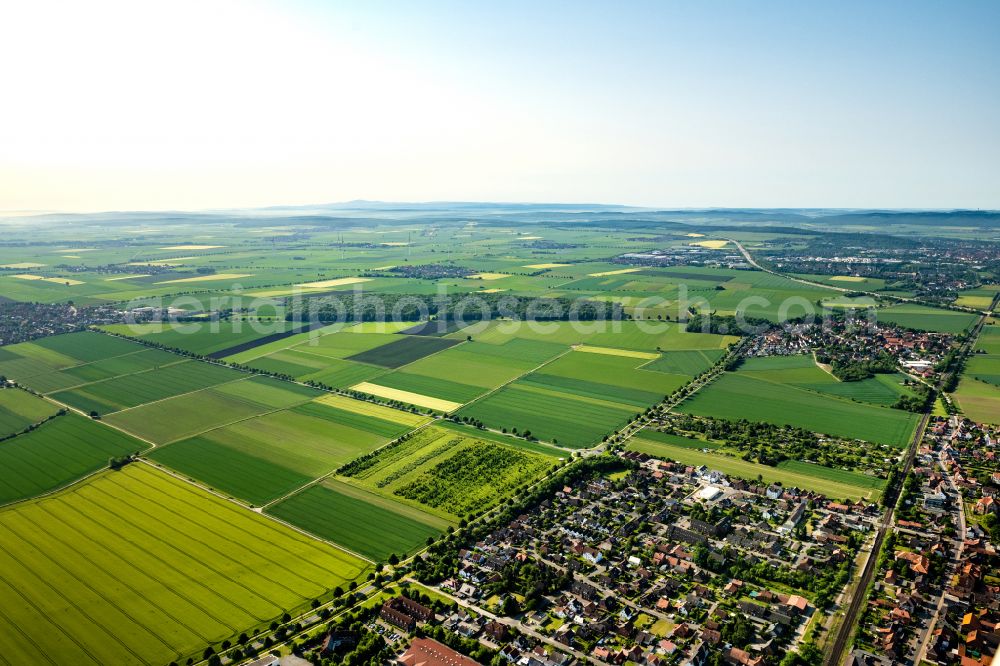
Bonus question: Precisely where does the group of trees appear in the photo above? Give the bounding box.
[825,354,897,382]
[285,292,624,325]
[655,414,893,476]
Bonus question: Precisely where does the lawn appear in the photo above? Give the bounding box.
[267,479,443,561]
[627,434,882,501]
[677,373,920,447]
[0,414,146,505]
[0,464,368,666]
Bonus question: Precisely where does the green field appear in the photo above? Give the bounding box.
[346,335,459,368]
[104,376,322,444]
[967,324,1000,387]
[16,348,184,394]
[954,376,1000,425]
[677,372,920,447]
[0,414,146,505]
[638,428,723,450]
[456,382,637,448]
[627,433,882,501]
[100,321,306,356]
[0,464,368,665]
[0,388,60,437]
[0,331,148,381]
[452,320,736,351]
[340,425,556,521]
[148,397,404,504]
[876,303,978,333]
[268,479,444,561]
[643,349,725,376]
[735,354,915,406]
[243,349,386,387]
[50,360,244,415]
[358,338,568,407]
[454,348,694,447]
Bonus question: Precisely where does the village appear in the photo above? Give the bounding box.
[854,417,1000,666]
[747,316,953,383]
[274,413,1000,666]
[291,455,884,666]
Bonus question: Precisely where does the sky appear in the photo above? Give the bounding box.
[1,0,998,212]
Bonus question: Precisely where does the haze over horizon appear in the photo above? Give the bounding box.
[2,0,998,212]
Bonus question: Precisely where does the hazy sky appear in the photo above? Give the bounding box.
[2,0,998,212]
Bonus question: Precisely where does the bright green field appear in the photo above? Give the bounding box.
[242,348,387,387]
[148,398,401,505]
[453,348,694,447]
[967,324,1000,387]
[678,373,920,447]
[0,332,147,381]
[0,464,368,666]
[451,320,735,351]
[536,351,688,395]
[361,338,568,406]
[643,349,725,376]
[456,381,637,448]
[736,354,915,406]
[876,304,977,333]
[100,321,304,356]
[104,376,322,444]
[776,459,885,490]
[627,434,882,501]
[268,479,443,561]
[0,414,146,506]
[638,429,723,450]
[954,376,1000,425]
[366,371,485,404]
[0,389,60,437]
[15,348,184,394]
[50,360,243,415]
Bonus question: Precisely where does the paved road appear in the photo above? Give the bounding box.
[913,450,967,663]
[411,578,591,662]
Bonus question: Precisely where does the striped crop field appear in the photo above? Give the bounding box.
[0,464,369,665]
